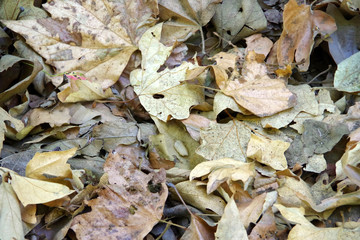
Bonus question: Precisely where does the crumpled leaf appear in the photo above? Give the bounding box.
[71,151,168,240]
[215,197,248,240]
[1,0,154,86]
[190,158,255,194]
[218,51,296,117]
[130,23,204,121]
[276,0,337,71]
[25,148,75,181]
[334,51,360,92]
[248,208,277,240]
[247,134,290,171]
[212,0,267,47]
[0,177,24,240]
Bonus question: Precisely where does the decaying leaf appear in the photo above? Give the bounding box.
[276,0,337,71]
[218,51,296,117]
[71,152,168,239]
[130,24,204,121]
[1,0,153,86]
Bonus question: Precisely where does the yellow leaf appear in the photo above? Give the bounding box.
[26,148,76,181]
[10,173,75,206]
[247,134,290,170]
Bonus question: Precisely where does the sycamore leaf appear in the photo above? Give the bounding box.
[277,0,336,71]
[218,51,296,117]
[190,158,255,194]
[1,0,158,86]
[215,197,248,240]
[246,134,290,171]
[0,177,24,240]
[130,24,204,121]
[71,152,168,239]
[196,120,251,162]
[25,148,76,181]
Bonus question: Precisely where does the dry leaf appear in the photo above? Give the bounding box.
[71,152,168,240]
[181,214,216,240]
[25,148,75,181]
[1,0,151,86]
[247,134,290,171]
[277,0,337,71]
[219,51,296,117]
[130,24,204,121]
[190,158,255,194]
[215,197,248,240]
[57,79,114,103]
[0,176,24,240]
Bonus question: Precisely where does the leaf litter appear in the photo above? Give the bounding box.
[1,0,360,239]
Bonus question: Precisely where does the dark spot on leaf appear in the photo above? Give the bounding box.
[226,30,231,35]
[239,7,243,13]
[151,32,155,37]
[153,94,164,99]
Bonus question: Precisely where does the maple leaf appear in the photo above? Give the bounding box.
[130,24,204,121]
[276,0,337,71]
[1,0,158,86]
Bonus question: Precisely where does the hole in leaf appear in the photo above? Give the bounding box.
[226,30,231,35]
[239,7,243,13]
[153,94,164,99]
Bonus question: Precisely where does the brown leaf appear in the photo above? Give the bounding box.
[71,152,168,240]
[219,51,296,117]
[180,214,216,240]
[277,0,336,71]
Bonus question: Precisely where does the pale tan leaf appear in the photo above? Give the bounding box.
[247,134,290,170]
[130,24,204,121]
[215,197,248,240]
